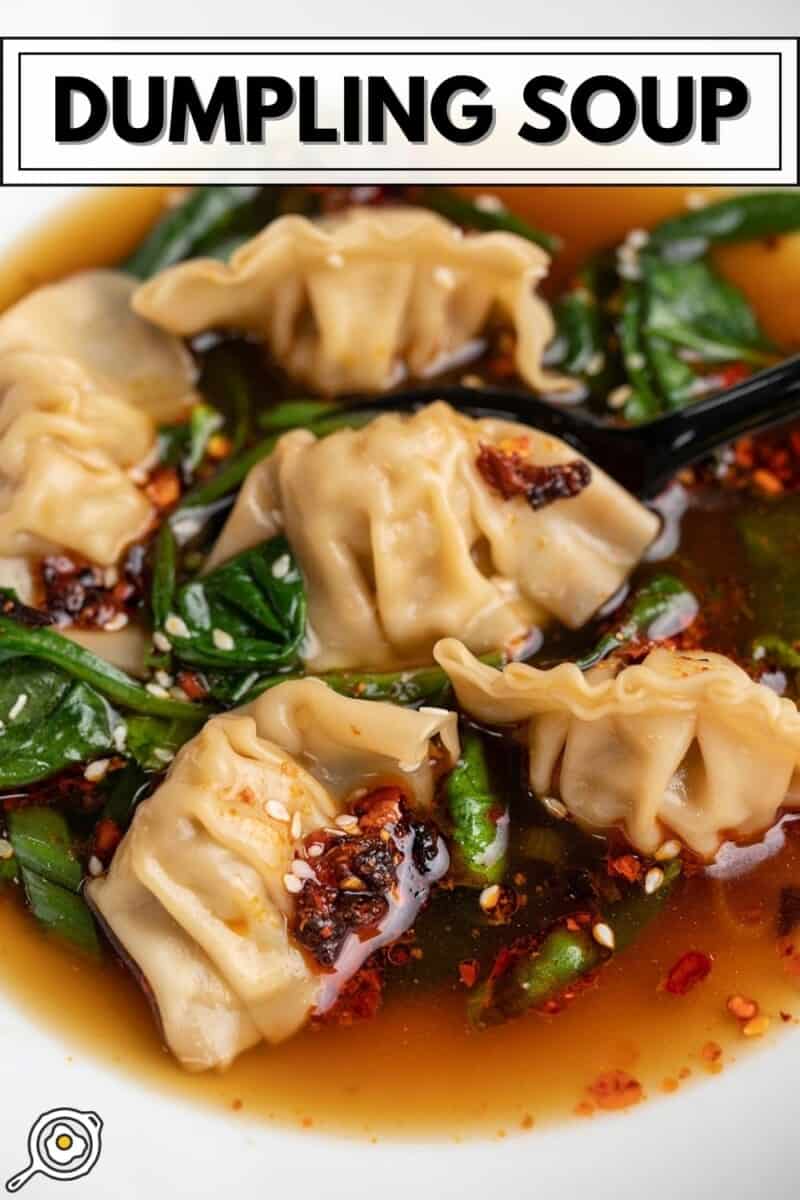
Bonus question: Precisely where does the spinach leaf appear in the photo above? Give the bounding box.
[161,536,306,670]
[125,715,198,771]
[7,807,83,892]
[100,761,153,830]
[125,186,264,277]
[0,661,119,787]
[20,867,100,956]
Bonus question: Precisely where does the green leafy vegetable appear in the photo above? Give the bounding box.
[100,761,152,830]
[420,187,560,253]
[468,861,680,1027]
[162,536,306,670]
[446,730,509,886]
[125,186,263,277]
[0,661,119,787]
[7,807,83,892]
[125,716,198,771]
[19,867,100,956]
[151,522,178,630]
[257,399,338,432]
[577,575,699,671]
[648,191,800,262]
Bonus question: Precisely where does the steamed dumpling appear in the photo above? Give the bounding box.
[0,270,196,589]
[208,401,659,670]
[436,638,800,858]
[88,679,458,1071]
[132,205,570,395]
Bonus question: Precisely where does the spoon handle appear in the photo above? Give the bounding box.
[636,354,800,496]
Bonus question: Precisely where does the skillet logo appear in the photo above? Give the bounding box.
[5,1108,103,1193]
[1,37,797,184]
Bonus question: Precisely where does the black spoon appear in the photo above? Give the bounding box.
[335,354,800,498]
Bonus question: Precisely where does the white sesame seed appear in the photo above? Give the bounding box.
[541,796,568,820]
[153,632,171,653]
[145,683,170,700]
[155,670,174,689]
[335,813,359,830]
[84,758,111,783]
[290,811,303,840]
[112,724,127,752]
[212,628,235,652]
[608,384,633,410]
[266,799,291,823]
[103,567,119,588]
[8,694,27,721]
[88,855,104,878]
[685,191,709,211]
[283,873,304,894]
[0,838,14,861]
[433,265,457,290]
[626,228,650,250]
[292,859,316,880]
[592,922,616,950]
[103,612,129,632]
[152,748,174,765]
[0,720,5,734]
[271,554,291,580]
[585,351,605,377]
[308,843,324,858]
[655,839,681,862]
[644,866,665,895]
[474,192,506,214]
[626,352,646,371]
[479,884,501,912]
[169,686,190,702]
[326,252,345,268]
[165,614,191,639]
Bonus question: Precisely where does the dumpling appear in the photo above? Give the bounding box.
[87,679,458,1071]
[436,638,800,858]
[132,205,570,395]
[208,401,659,670]
[0,270,196,590]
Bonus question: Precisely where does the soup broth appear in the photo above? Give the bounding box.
[1,185,800,1139]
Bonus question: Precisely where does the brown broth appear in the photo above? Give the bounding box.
[1,185,800,1140]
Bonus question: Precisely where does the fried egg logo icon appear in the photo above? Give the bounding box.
[5,1108,103,1192]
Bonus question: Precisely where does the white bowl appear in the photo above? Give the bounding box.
[0,185,798,1200]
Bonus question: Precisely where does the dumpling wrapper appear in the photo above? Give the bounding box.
[88,679,458,1071]
[436,638,800,858]
[0,270,196,593]
[133,205,570,395]
[208,401,659,671]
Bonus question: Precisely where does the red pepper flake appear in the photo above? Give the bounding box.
[701,1040,722,1064]
[176,670,209,702]
[718,361,751,390]
[663,950,713,995]
[607,854,642,883]
[476,443,592,510]
[458,959,480,989]
[92,817,122,863]
[586,1069,643,1111]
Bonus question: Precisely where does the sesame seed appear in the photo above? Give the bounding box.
[155,670,174,689]
[8,694,27,721]
[292,859,316,880]
[335,813,359,830]
[308,843,324,858]
[585,351,605,377]
[283,874,304,894]
[644,867,665,895]
[433,265,457,290]
[290,811,303,840]
[326,252,345,268]
[152,748,174,765]
[742,1015,770,1038]
[84,759,111,783]
[165,614,190,639]
[0,838,13,861]
[592,922,616,950]
[88,855,104,878]
[271,554,291,580]
[685,191,709,210]
[212,628,235,652]
[608,384,633,410]
[626,228,650,250]
[541,796,568,820]
[626,352,646,371]
[480,885,501,912]
[103,567,119,588]
[153,632,171,653]
[112,724,127,752]
[146,683,170,700]
[266,799,290,823]
[474,192,506,214]
[169,686,190,702]
[103,612,129,632]
[655,839,681,862]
